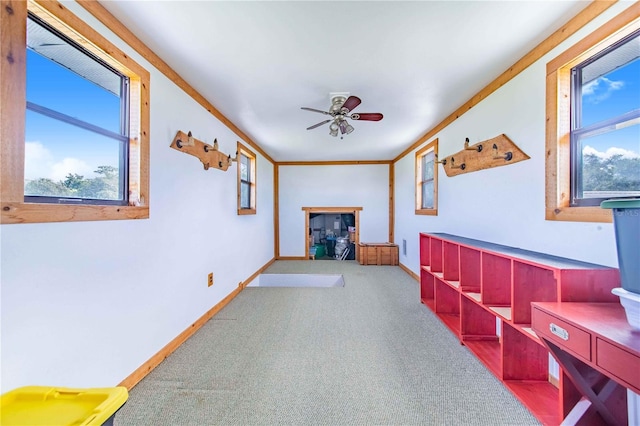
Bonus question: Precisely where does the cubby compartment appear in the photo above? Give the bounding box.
[461,295,498,340]
[482,252,511,307]
[420,267,434,309]
[429,238,443,274]
[418,232,619,425]
[419,234,431,268]
[459,246,481,294]
[461,294,500,376]
[502,322,559,425]
[513,261,556,324]
[434,277,460,336]
[502,322,548,381]
[442,241,459,283]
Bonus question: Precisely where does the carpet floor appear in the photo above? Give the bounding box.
[115,260,541,425]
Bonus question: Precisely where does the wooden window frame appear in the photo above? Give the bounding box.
[237,141,256,215]
[545,8,639,223]
[415,138,438,215]
[1,0,150,224]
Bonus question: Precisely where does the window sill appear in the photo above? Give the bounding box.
[1,202,149,224]
[545,205,612,223]
[237,208,256,216]
[415,208,438,216]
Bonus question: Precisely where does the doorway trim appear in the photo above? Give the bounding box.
[302,207,362,260]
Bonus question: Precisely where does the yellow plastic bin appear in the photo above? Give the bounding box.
[1,386,128,426]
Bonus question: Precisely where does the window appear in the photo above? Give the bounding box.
[546,11,639,222]
[237,142,256,215]
[415,139,438,215]
[570,30,640,206]
[1,1,149,224]
[25,14,129,205]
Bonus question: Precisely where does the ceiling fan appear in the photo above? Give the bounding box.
[301,95,383,137]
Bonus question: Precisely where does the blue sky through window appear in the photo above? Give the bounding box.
[580,57,640,159]
[25,49,123,182]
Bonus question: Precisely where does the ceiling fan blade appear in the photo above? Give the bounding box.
[306,119,332,130]
[341,96,361,113]
[301,107,331,115]
[351,113,383,121]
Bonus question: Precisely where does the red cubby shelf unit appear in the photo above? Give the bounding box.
[418,233,620,425]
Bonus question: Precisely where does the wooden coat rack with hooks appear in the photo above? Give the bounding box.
[436,134,529,177]
[170,130,238,171]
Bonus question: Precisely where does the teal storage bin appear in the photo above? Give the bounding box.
[601,198,640,294]
[314,244,326,258]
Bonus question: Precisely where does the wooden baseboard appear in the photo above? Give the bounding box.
[399,262,419,281]
[239,257,275,288]
[118,257,275,390]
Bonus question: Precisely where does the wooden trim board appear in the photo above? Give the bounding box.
[273,164,280,258]
[388,162,395,243]
[118,257,275,390]
[303,207,361,260]
[276,256,308,261]
[276,160,392,166]
[399,262,419,282]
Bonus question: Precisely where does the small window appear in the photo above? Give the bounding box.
[237,142,256,215]
[546,13,639,223]
[25,14,130,205]
[570,30,640,206]
[415,139,438,215]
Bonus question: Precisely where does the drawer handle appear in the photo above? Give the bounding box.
[550,323,569,340]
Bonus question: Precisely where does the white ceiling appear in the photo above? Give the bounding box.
[98,1,589,162]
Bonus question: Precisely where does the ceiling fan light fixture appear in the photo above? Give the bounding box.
[329,122,339,137]
[345,123,354,134]
[336,119,354,135]
[338,119,348,135]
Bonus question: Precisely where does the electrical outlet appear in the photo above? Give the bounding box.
[208,272,214,287]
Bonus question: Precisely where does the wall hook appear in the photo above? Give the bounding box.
[492,143,513,161]
[204,138,219,153]
[450,156,466,170]
[464,137,482,152]
[176,130,195,149]
[435,154,447,165]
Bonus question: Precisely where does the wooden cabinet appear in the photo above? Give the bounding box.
[419,233,620,425]
[358,243,398,265]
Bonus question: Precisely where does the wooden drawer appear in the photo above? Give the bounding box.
[532,307,591,362]
[596,338,640,393]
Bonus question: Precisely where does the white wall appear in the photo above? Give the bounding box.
[394,2,634,275]
[0,2,274,392]
[278,164,390,257]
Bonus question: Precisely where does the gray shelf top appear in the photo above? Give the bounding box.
[422,233,615,270]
